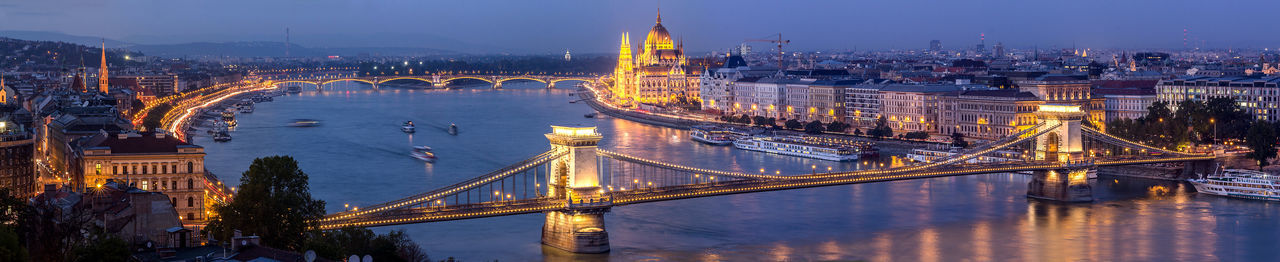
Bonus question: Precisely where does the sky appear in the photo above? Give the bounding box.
[3,0,1280,54]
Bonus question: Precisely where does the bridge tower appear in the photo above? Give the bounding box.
[541,126,610,253]
[1028,104,1093,202]
[432,75,444,89]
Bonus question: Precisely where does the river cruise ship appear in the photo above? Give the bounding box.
[905,147,1023,163]
[733,135,859,161]
[1189,169,1280,201]
[689,126,738,145]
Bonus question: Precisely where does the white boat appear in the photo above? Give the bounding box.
[239,103,254,113]
[221,109,237,127]
[288,119,321,127]
[411,146,436,162]
[401,121,416,133]
[689,126,736,146]
[733,135,859,161]
[448,124,458,135]
[1189,169,1280,201]
[905,148,1023,164]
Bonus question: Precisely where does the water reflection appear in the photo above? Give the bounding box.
[200,83,1279,261]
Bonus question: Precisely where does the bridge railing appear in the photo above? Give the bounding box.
[596,149,791,180]
[1080,126,1202,157]
[323,149,567,222]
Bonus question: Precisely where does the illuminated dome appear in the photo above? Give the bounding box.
[643,12,674,50]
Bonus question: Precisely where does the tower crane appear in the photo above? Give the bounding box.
[745,33,791,69]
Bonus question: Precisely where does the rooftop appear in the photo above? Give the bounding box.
[84,131,202,154]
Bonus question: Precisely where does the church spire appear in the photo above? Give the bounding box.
[656,7,662,24]
[98,40,109,93]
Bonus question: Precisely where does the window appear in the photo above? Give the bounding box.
[172,164,178,174]
[187,196,194,207]
[186,213,195,220]
[188,178,194,189]
[113,165,118,175]
[95,164,101,175]
[162,165,167,174]
[141,181,149,190]
[171,197,177,207]
[152,165,157,174]
[188,162,194,173]
[172,181,177,190]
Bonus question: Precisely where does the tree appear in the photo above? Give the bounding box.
[904,131,929,140]
[826,121,849,133]
[1245,123,1278,168]
[72,229,130,262]
[737,114,752,124]
[784,119,803,130]
[0,225,27,262]
[751,116,771,126]
[206,156,326,251]
[141,103,174,131]
[804,121,825,134]
[302,228,429,262]
[868,116,893,140]
[951,132,969,148]
[853,128,863,136]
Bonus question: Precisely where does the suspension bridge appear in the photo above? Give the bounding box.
[314,104,1216,253]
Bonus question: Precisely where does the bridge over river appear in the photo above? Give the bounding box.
[313,104,1215,253]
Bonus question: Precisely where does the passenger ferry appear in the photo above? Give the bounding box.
[733,136,859,161]
[1189,169,1280,201]
[411,146,437,162]
[401,121,416,133]
[221,109,237,127]
[905,147,1023,163]
[288,119,321,127]
[689,126,737,145]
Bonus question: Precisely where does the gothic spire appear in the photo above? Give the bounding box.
[98,39,109,93]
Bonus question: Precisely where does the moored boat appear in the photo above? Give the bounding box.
[212,130,232,142]
[1189,169,1280,201]
[689,126,736,145]
[733,135,859,161]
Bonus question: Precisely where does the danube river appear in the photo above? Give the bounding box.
[196,82,1278,261]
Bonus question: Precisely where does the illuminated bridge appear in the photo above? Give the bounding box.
[263,74,601,89]
[315,104,1216,253]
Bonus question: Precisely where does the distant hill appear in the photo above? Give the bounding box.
[130,41,458,58]
[0,30,132,48]
[0,31,459,58]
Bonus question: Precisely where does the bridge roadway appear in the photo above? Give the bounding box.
[318,154,1214,229]
[267,74,600,89]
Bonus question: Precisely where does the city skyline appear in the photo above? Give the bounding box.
[6,0,1280,54]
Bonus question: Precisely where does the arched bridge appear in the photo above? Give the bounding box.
[265,74,601,89]
[315,104,1216,254]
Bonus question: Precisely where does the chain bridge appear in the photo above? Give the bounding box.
[315,104,1216,253]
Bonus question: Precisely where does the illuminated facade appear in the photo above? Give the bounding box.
[612,10,696,105]
[1156,76,1280,122]
[80,131,212,224]
[99,42,110,93]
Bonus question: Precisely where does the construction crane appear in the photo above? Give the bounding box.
[745,33,791,69]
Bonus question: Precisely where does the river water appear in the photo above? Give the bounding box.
[196,82,1279,261]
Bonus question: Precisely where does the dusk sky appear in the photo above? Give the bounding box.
[3,0,1280,54]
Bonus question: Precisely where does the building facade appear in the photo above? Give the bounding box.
[0,119,37,198]
[1017,74,1106,129]
[844,84,883,128]
[1156,76,1280,121]
[80,131,210,224]
[612,11,697,106]
[879,85,962,134]
[937,89,1042,140]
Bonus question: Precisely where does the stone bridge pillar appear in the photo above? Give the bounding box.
[1027,165,1094,202]
[541,126,609,253]
[1029,104,1093,202]
[432,75,443,88]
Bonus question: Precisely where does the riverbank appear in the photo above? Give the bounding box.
[577,88,943,154]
